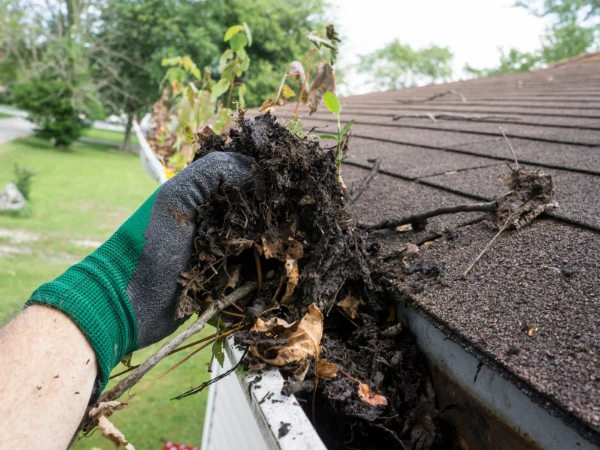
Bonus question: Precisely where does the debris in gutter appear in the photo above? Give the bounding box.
[396,89,467,104]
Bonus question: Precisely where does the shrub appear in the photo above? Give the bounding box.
[13,164,36,201]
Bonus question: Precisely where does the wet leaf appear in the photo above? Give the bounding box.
[357,382,388,406]
[316,359,338,379]
[308,62,336,115]
[281,258,299,304]
[251,304,324,367]
[337,293,365,319]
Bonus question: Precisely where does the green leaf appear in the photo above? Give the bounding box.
[318,134,338,140]
[214,338,224,368]
[340,119,355,137]
[243,22,252,47]
[186,83,196,106]
[230,32,248,53]
[324,92,342,115]
[210,78,230,102]
[219,49,234,71]
[307,33,335,50]
[224,25,245,42]
[238,83,246,108]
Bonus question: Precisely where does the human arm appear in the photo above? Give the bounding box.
[0,305,97,449]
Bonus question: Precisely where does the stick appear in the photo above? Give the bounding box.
[349,157,382,204]
[396,89,466,104]
[462,220,510,279]
[98,281,258,404]
[499,127,519,170]
[357,201,497,231]
[392,112,520,122]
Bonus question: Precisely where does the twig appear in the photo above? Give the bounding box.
[462,220,510,279]
[97,281,258,404]
[499,127,519,170]
[357,202,497,231]
[392,112,520,122]
[396,89,466,104]
[370,423,408,450]
[253,246,263,290]
[349,158,382,205]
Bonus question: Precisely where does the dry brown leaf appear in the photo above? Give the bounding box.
[221,265,241,295]
[316,359,338,378]
[337,293,365,319]
[308,62,336,115]
[251,303,323,367]
[286,238,304,260]
[357,382,388,406]
[527,323,538,336]
[97,416,135,450]
[281,258,299,304]
[289,61,305,85]
[225,238,254,254]
[252,316,296,335]
[261,236,286,261]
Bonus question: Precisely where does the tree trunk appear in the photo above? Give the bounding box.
[122,114,133,153]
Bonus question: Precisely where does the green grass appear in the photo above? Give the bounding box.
[80,127,140,145]
[0,136,212,449]
[0,111,14,118]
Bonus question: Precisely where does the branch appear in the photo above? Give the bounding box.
[396,89,467,104]
[392,113,521,122]
[349,158,382,205]
[98,281,257,404]
[357,201,497,231]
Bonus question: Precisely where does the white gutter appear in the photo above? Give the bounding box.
[133,120,168,184]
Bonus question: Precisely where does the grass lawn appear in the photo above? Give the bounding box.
[0,111,13,119]
[0,136,213,449]
[81,127,140,145]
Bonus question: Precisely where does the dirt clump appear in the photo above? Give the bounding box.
[177,112,451,449]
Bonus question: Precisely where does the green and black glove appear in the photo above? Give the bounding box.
[26,152,253,389]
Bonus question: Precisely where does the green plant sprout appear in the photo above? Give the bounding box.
[320,92,354,186]
[150,24,252,175]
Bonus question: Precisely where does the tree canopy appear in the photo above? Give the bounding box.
[357,40,453,91]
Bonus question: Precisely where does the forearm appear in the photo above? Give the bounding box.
[0,305,97,449]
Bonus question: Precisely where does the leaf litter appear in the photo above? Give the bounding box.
[173,111,446,449]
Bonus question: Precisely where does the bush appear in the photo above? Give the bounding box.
[12,77,91,148]
[13,164,36,201]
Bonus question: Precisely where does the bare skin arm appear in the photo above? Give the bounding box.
[0,305,97,449]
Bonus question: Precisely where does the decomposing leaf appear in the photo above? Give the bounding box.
[493,168,558,229]
[261,236,286,261]
[308,62,336,115]
[527,323,538,336]
[357,382,388,406]
[259,98,275,112]
[337,293,365,319]
[252,316,296,334]
[326,24,341,43]
[97,416,135,450]
[224,238,254,255]
[316,359,338,379]
[221,265,241,295]
[396,224,412,232]
[281,84,296,99]
[289,61,305,85]
[281,258,299,304]
[250,304,323,367]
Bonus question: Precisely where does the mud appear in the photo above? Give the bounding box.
[178,113,453,449]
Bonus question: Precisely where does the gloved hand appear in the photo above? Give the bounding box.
[26,152,253,389]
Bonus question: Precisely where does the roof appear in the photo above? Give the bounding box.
[249,52,600,439]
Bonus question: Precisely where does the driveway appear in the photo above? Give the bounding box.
[0,117,35,145]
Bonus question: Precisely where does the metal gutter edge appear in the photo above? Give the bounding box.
[223,337,328,450]
[397,300,599,450]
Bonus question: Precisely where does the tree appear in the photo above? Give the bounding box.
[465,0,599,77]
[357,40,453,91]
[4,0,104,148]
[96,0,326,150]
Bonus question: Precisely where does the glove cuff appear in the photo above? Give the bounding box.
[26,190,158,389]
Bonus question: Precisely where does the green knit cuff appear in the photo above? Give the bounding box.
[26,190,158,389]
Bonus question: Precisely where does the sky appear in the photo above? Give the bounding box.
[329,0,549,94]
